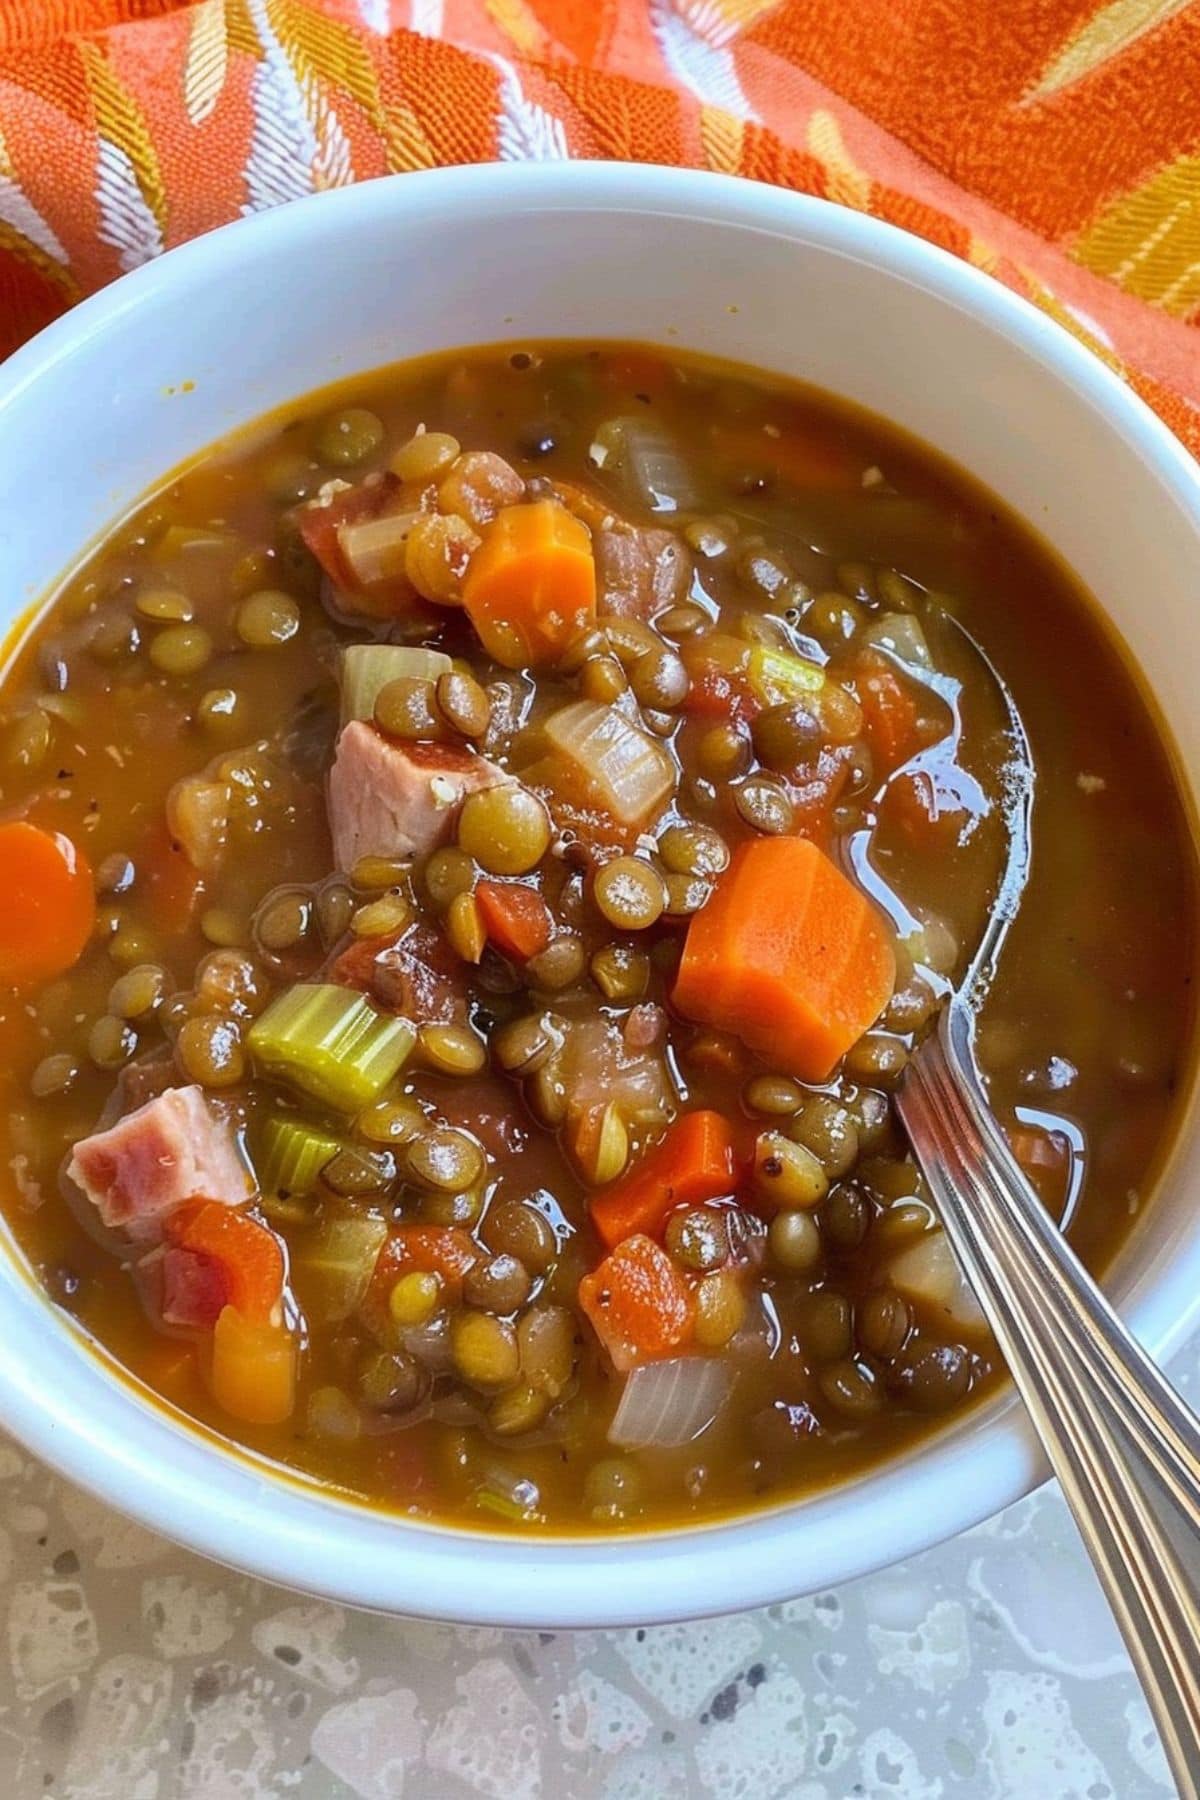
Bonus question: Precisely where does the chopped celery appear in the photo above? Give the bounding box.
[248,983,415,1110]
[341,644,452,726]
[293,1213,388,1323]
[258,1115,342,1202]
[473,1470,543,1524]
[747,644,825,706]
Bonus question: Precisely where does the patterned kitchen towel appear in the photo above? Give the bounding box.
[0,1,1196,451]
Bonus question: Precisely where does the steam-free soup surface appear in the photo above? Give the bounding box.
[0,344,1192,1531]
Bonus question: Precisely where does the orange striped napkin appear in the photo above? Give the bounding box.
[0,1,1197,454]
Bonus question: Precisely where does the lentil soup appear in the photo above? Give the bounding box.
[0,344,1193,1532]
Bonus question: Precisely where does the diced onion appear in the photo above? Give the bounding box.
[591,417,700,513]
[888,1230,987,1334]
[861,612,934,673]
[609,1356,734,1449]
[166,773,231,874]
[341,643,452,726]
[337,508,422,587]
[542,701,675,831]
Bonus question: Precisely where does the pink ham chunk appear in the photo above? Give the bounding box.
[595,526,690,622]
[328,721,511,871]
[68,1084,251,1243]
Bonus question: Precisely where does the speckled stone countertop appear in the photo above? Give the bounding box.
[0,1330,1193,1799]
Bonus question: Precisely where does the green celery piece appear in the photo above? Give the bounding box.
[340,644,452,726]
[747,644,825,707]
[294,1213,388,1323]
[258,1115,342,1201]
[248,983,415,1111]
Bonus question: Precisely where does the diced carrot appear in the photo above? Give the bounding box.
[589,1110,738,1251]
[602,349,670,397]
[140,818,203,936]
[0,821,95,988]
[474,881,553,962]
[579,1234,695,1370]
[462,499,595,667]
[1009,1123,1070,1212]
[709,421,860,493]
[857,650,922,772]
[165,1201,285,1327]
[209,1304,296,1425]
[673,837,895,1083]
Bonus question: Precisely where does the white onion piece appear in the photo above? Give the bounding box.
[609,1357,734,1449]
[589,417,700,513]
[543,700,675,831]
[340,643,452,725]
[166,773,231,874]
[888,1230,988,1335]
[337,508,422,588]
[860,611,933,673]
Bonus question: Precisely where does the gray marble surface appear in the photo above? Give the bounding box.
[0,1331,1193,1799]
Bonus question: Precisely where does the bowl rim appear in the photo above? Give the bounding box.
[2,160,1200,1626]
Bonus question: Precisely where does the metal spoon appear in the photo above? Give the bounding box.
[884,623,1200,1799]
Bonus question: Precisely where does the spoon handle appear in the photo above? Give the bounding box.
[898,1003,1200,1800]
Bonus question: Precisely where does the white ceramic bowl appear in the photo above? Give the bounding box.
[1,164,1198,1627]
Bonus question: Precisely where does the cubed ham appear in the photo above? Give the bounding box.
[160,1245,229,1328]
[328,721,510,870]
[596,526,690,622]
[68,1085,251,1243]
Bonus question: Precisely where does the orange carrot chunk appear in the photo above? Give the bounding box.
[589,1110,738,1251]
[165,1201,285,1326]
[462,499,595,667]
[475,881,554,962]
[0,821,95,989]
[673,837,895,1083]
[209,1305,296,1425]
[579,1234,695,1370]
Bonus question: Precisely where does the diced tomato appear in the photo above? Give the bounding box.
[857,650,922,772]
[682,666,759,727]
[361,1225,481,1337]
[298,479,393,592]
[881,760,986,850]
[789,746,853,847]
[474,881,553,962]
[160,1245,229,1328]
[579,1234,695,1370]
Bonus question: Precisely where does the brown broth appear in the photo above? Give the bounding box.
[0,342,1194,1533]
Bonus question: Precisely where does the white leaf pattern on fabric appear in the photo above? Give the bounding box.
[409,0,445,35]
[357,0,393,31]
[94,137,164,272]
[649,0,757,119]
[0,174,67,264]
[242,54,318,213]
[489,54,569,162]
